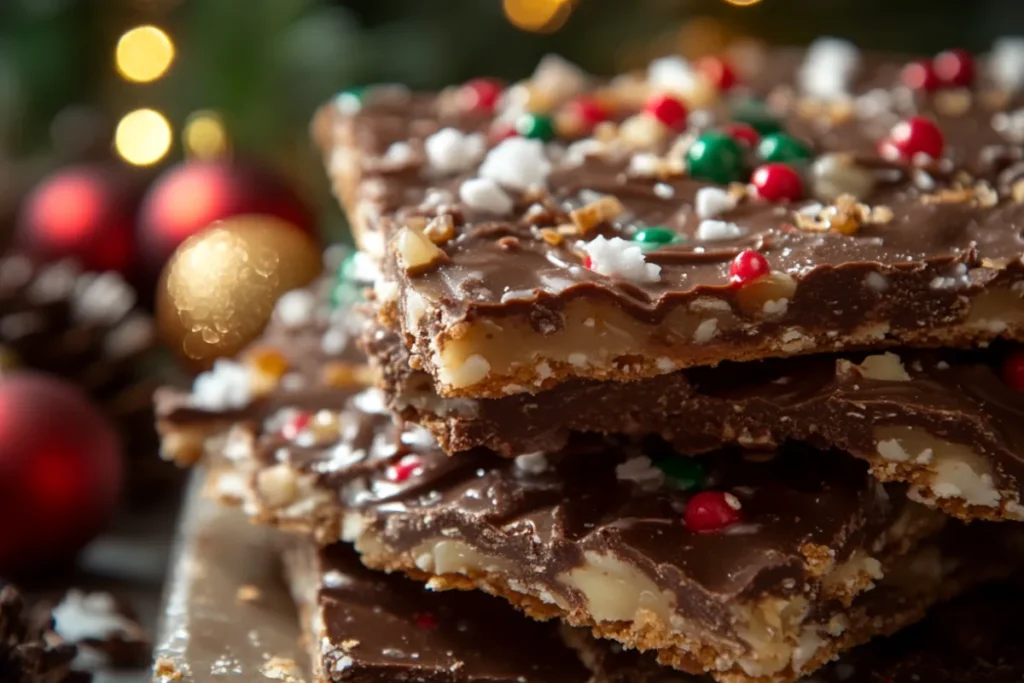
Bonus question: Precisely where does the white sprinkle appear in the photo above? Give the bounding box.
[515,452,550,474]
[865,272,889,292]
[383,142,414,165]
[531,54,590,97]
[335,90,363,115]
[695,187,738,219]
[628,153,660,177]
[425,128,485,174]
[352,388,388,415]
[615,456,665,490]
[990,37,1024,92]
[647,56,697,94]
[479,138,551,190]
[191,360,252,411]
[653,183,675,199]
[693,319,718,344]
[696,219,745,242]
[274,289,317,328]
[799,37,861,99]
[563,138,605,167]
[582,236,661,283]
[53,590,137,643]
[459,178,514,214]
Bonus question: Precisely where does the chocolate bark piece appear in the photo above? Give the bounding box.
[284,542,595,683]
[363,315,1024,522]
[0,584,84,683]
[312,45,1024,400]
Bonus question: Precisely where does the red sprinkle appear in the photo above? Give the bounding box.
[933,48,975,87]
[643,93,688,131]
[490,120,519,142]
[696,55,738,92]
[281,412,311,441]
[413,612,438,629]
[386,455,424,483]
[582,254,593,269]
[461,78,504,113]
[901,59,940,92]
[721,122,760,148]
[751,163,804,202]
[566,96,609,132]
[684,491,742,533]
[881,116,945,162]
[728,250,770,285]
[1002,351,1024,392]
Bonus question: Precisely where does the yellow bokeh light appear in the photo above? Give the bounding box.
[115,109,172,166]
[504,0,573,33]
[183,111,229,159]
[722,0,763,5]
[116,25,175,83]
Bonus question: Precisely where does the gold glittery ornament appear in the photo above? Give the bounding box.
[156,215,321,370]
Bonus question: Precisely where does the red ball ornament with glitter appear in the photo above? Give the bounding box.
[934,48,975,87]
[16,165,140,275]
[644,93,688,131]
[684,491,742,533]
[0,372,122,576]
[751,163,803,202]
[880,116,945,162]
[729,250,770,285]
[1002,351,1024,392]
[138,159,315,273]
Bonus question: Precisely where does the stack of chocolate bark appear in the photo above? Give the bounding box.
[156,38,1024,683]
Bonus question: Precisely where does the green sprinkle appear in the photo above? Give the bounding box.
[758,133,812,164]
[731,98,781,135]
[516,113,555,141]
[685,132,745,184]
[633,227,678,246]
[655,458,706,491]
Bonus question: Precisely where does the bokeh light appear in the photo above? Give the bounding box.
[114,108,172,166]
[722,0,764,6]
[183,111,229,159]
[504,0,574,34]
[115,25,175,83]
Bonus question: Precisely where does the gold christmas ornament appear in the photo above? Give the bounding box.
[156,215,321,370]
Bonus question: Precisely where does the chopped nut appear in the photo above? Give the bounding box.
[837,352,911,382]
[322,361,372,388]
[236,584,261,603]
[395,223,449,275]
[155,658,184,682]
[921,187,976,205]
[557,223,579,235]
[423,214,456,244]
[933,88,973,117]
[735,271,798,316]
[1014,179,1024,204]
[974,182,999,209]
[828,194,861,235]
[497,236,520,250]
[570,195,625,235]
[256,463,299,509]
[869,205,894,224]
[593,120,618,142]
[247,346,290,396]
[539,227,564,245]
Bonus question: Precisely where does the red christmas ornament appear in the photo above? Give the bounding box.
[16,165,140,274]
[460,78,504,114]
[684,491,742,533]
[386,455,424,483]
[729,250,770,285]
[697,56,738,92]
[1002,351,1024,392]
[721,123,760,148]
[565,96,609,132]
[0,372,122,576]
[281,411,311,441]
[138,160,315,273]
[901,60,940,93]
[933,49,975,87]
[880,116,945,162]
[751,163,804,202]
[643,93,688,131]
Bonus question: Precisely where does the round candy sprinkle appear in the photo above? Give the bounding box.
[751,163,804,202]
[582,254,593,269]
[697,55,738,92]
[881,116,945,162]
[686,132,745,184]
[757,133,812,164]
[934,48,975,87]
[490,120,519,142]
[643,93,688,131]
[684,490,742,533]
[901,59,940,92]
[566,96,609,132]
[516,113,556,141]
[335,86,367,114]
[655,458,706,491]
[1002,351,1024,392]
[721,122,760,148]
[386,455,424,483]
[461,78,504,113]
[729,249,770,285]
[731,98,781,135]
[633,226,677,246]
[281,411,311,441]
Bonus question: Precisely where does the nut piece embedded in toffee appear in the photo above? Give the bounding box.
[313,44,1024,399]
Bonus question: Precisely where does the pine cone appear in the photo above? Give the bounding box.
[0,584,84,683]
[0,254,171,496]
